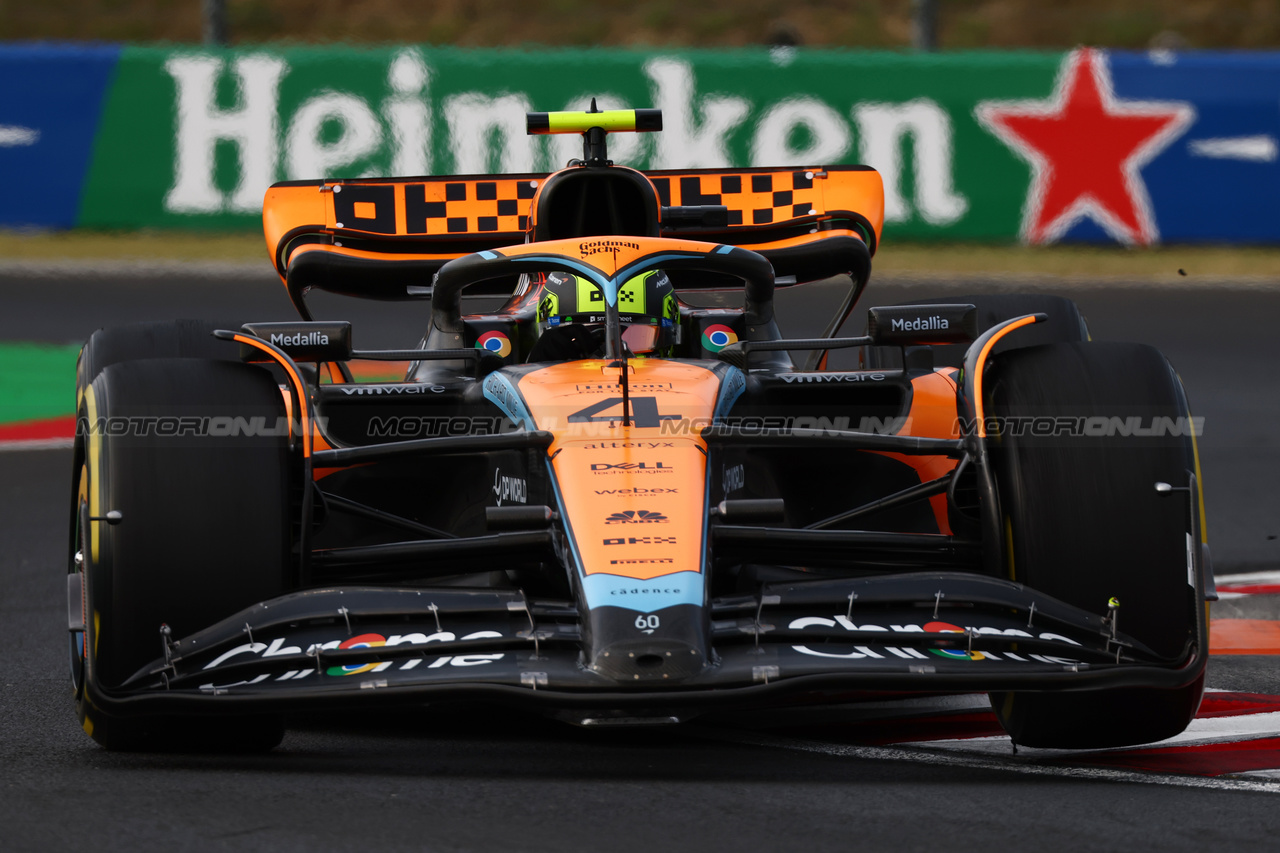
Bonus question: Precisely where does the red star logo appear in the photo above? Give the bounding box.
[976,48,1194,245]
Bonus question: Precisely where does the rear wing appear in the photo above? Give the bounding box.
[262,166,883,317]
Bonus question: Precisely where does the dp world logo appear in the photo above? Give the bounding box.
[605,510,669,524]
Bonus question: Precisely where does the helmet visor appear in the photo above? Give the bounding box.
[621,323,660,354]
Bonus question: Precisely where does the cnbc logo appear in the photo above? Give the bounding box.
[604,510,670,524]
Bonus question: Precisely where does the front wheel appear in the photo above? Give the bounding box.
[986,341,1205,749]
[73,357,292,750]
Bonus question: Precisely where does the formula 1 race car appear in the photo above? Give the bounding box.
[68,105,1212,751]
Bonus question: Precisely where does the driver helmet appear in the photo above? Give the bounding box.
[536,269,679,356]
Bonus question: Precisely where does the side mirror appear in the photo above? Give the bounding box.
[867,304,978,346]
[239,322,354,362]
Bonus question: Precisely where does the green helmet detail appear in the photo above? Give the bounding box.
[537,269,679,355]
[537,288,559,323]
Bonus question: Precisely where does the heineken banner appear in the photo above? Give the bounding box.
[3,44,1279,243]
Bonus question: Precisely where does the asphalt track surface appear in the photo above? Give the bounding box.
[3,269,1280,851]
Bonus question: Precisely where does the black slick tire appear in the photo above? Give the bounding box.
[986,341,1205,749]
[76,318,241,392]
[72,357,291,751]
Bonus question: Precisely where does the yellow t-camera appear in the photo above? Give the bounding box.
[526,108,662,136]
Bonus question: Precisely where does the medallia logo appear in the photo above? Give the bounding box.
[890,316,949,332]
[270,330,330,346]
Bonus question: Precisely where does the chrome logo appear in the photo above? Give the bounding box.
[923,621,987,661]
[702,324,738,353]
[326,632,387,677]
[476,330,512,358]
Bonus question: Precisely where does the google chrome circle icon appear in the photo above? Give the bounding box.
[476,330,512,358]
[326,633,387,677]
[702,324,738,353]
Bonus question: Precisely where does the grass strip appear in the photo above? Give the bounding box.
[0,342,81,424]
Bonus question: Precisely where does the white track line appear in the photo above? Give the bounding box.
[1216,570,1280,586]
[0,438,73,453]
[900,710,1280,756]
[690,726,1280,794]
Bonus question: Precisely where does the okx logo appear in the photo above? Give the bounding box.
[605,510,670,524]
[603,536,677,545]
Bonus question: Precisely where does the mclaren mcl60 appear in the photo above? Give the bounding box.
[68,105,1212,751]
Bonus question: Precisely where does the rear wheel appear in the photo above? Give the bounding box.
[986,342,1204,748]
[73,357,292,751]
[76,318,242,393]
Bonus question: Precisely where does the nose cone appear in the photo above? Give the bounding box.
[589,637,708,682]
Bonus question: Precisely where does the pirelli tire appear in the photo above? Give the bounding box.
[76,318,242,392]
[72,357,292,751]
[985,341,1205,749]
[71,320,243,570]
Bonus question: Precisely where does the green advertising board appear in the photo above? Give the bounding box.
[79,47,1062,240]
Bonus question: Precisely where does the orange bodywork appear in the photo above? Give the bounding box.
[493,235,728,280]
[516,359,720,582]
[261,166,885,288]
[647,167,884,244]
[879,369,963,535]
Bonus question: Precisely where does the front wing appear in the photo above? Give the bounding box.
[88,573,1207,718]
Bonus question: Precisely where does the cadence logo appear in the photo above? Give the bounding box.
[890,316,949,332]
[610,585,681,593]
[604,510,669,524]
